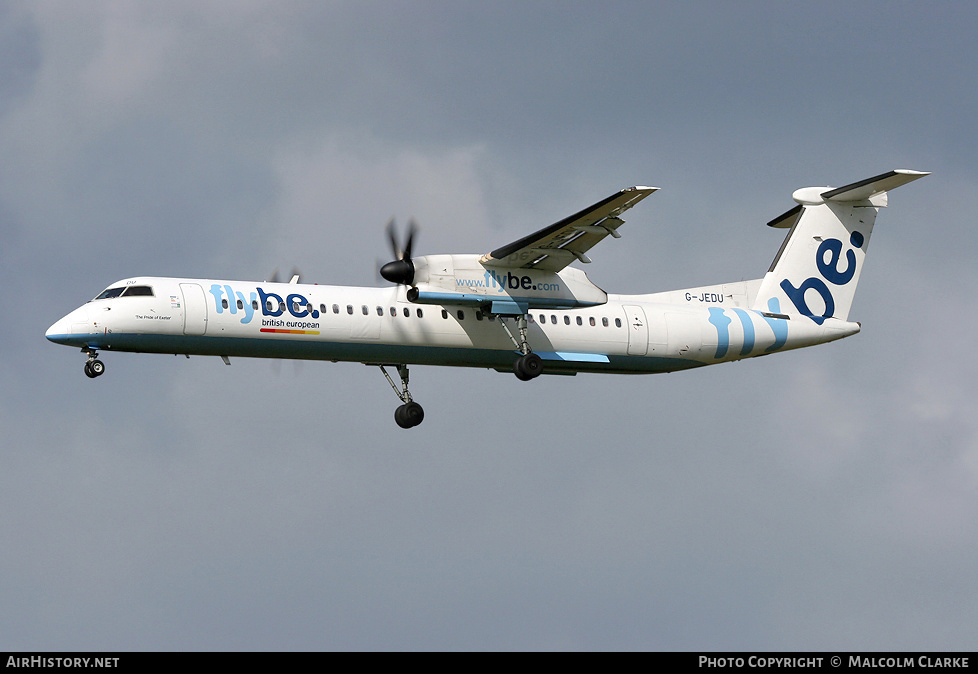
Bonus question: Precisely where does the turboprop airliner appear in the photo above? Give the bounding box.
[47,169,928,428]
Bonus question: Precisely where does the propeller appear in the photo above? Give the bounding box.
[379,218,418,286]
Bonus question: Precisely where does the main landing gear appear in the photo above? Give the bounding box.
[513,352,542,381]
[375,309,547,427]
[380,364,424,429]
[499,314,543,381]
[83,348,105,379]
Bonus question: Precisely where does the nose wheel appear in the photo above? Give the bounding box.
[83,349,105,378]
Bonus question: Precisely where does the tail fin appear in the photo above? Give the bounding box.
[752,169,929,323]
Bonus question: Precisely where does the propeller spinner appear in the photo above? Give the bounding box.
[379,218,418,286]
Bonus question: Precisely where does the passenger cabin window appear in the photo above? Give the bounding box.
[576,316,583,326]
[347,305,354,315]
[403,307,410,318]
[222,299,229,309]
[238,299,244,310]
[333,304,340,314]
[417,308,423,318]
[361,305,369,315]
[615,318,622,328]
[441,310,448,319]
[457,310,465,320]
[377,306,384,316]
[589,317,596,326]
[564,316,570,325]
[602,317,609,327]
[252,300,259,311]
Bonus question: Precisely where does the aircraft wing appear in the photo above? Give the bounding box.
[480,186,657,272]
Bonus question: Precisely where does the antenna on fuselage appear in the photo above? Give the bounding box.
[265,267,302,284]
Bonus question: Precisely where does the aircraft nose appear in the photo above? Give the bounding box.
[45,317,71,344]
[46,305,89,345]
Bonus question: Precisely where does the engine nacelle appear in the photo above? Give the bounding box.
[406,254,607,313]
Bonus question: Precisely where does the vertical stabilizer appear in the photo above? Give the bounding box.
[752,170,928,323]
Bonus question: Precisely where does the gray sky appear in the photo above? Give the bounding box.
[2,1,976,650]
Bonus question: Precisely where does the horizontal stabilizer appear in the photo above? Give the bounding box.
[768,169,930,227]
[821,169,930,202]
[767,204,802,229]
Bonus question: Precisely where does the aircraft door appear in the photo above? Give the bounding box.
[623,305,649,356]
[180,283,208,335]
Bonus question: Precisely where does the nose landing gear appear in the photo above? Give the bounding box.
[83,348,105,378]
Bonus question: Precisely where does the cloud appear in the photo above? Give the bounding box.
[258,133,493,283]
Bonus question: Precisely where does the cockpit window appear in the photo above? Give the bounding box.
[94,287,125,300]
[93,285,155,300]
[122,285,154,297]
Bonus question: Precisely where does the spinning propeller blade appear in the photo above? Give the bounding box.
[379,218,418,286]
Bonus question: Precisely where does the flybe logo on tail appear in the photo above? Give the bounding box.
[208,284,318,325]
[780,231,863,325]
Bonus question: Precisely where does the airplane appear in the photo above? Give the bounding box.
[46,169,928,428]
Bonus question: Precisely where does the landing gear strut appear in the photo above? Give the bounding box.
[83,348,105,379]
[499,314,543,381]
[380,364,424,429]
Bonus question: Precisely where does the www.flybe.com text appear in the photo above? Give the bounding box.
[456,270,560,292]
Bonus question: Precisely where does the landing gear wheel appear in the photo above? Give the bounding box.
[513,352,542,380]
[394,401,424,429]
[380,365,425,429]
[84,359,105,378]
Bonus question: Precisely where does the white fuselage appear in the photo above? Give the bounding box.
[45,276,860,375]
[44,171,926,428]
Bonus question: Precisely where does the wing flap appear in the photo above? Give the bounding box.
[482,186,657,271]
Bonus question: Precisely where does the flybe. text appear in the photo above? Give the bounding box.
[208,284,318,325]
